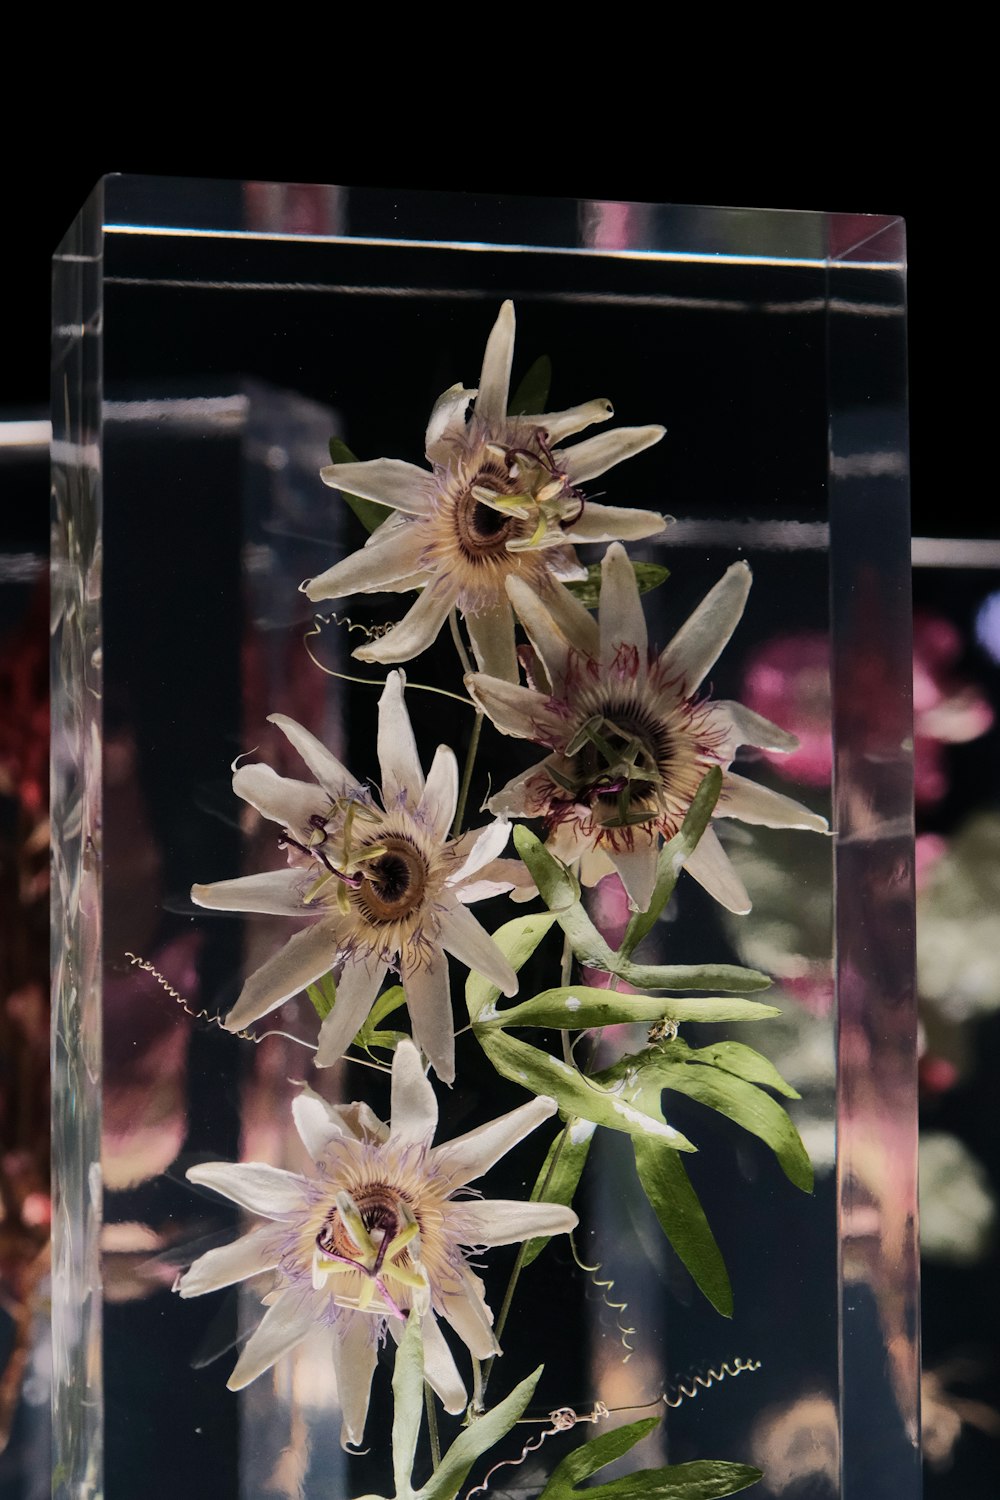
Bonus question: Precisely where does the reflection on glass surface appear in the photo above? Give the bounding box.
[51,179,914,1500]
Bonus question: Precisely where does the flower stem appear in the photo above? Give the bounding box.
[559,932,574,1066]
[480,1123,571,1403]
[452,710,484,838]
[448,607,475,677]
[424,1382,442,1470]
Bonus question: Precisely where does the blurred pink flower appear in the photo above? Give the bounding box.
[742,614,993,807]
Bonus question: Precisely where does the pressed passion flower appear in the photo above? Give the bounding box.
[178,1039,576,1448]
[191,671,520,1082]
[304,301,668,681]
[467,543,829,914]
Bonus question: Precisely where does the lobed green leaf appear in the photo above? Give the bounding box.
[646,1049,813,1193]
[684,1040,800,1099]
[538,1418,762,1499]
[475,1029,695,1151]
[480,986,781,1031]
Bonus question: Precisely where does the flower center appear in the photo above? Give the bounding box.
[356,836,429,924]
[317,1184,409,1262]
[454,467,518,562]
[569,700,672,828]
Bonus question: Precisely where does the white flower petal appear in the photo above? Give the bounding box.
[446,819,511,886]
[191,868,308,917]
[563,500,669,544]
[233,763,328,838]
[560,424,665,484]
[419,745,459,839]
[319,457,433,516]
[440,1268,498,1359]
[465,673,567,745]
[449,1199,578,1248]
[186,1161,309,1220]
[718,772,829,832]
[425,382,476,463]
[267,714,362,799]
[420,1312,467,1414]
[600,542,647,674]
[292,1086,351,1162]
[228,1291,317,1390]
[606,842,658,913]
[354,582,457,665]
[656,562,751,698]
[376,670,425,804]
[402,943,455,1086]
[432,1096,557,1189]
[314,950,389,1069]
[466,600,518,683]
[178,1226,281,1298]
[475,300,515,430]
[225,919,342,1031]
[331,1101,390,1144]
[684,827,751,914]
[438,904,518,999]
[331,1313,380,1449]
[303,524,423,603]
[389,1038,439,1149]
[486,762,550,818]
[517,397,613,444]
[711,701,800,757]
[506,577,597,696]
[458,858,535,904]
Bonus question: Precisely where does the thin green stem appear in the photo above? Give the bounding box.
[452,709,484,838]
[560,930,574,1066]
[480,1124,571,1403]
[424,1382,442,1470]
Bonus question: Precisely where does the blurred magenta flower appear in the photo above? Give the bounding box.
[742,614,993,806]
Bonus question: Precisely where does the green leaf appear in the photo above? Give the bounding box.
[305,970,336,1022]
[686,1040,800,1099]
[512,830,770,995]
[633,1133,733,1317]
[618,962,772,993]
[646,1050,813,1192]
[619,770,723,960]
[540,1418,659,1492]
[415,1366,543,1500]
[507,354,552,417]
[538,1420,761,1499]
[475,1029,695,1150]
[392,1316,424,1500]
[566,561,672,610]
[369,984,407,1028]
[522,1119,595,1268]
[480,986,780,1031]
[328,436,391,535]
[465,912,557,1023]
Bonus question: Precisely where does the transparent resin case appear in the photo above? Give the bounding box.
[52,179,916,1499]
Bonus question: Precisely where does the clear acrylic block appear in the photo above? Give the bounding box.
[51,179,916,1499]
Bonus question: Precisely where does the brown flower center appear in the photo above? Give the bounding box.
[454,489,516,562]
[317,1184,409,1261]
[356,836,429,924]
